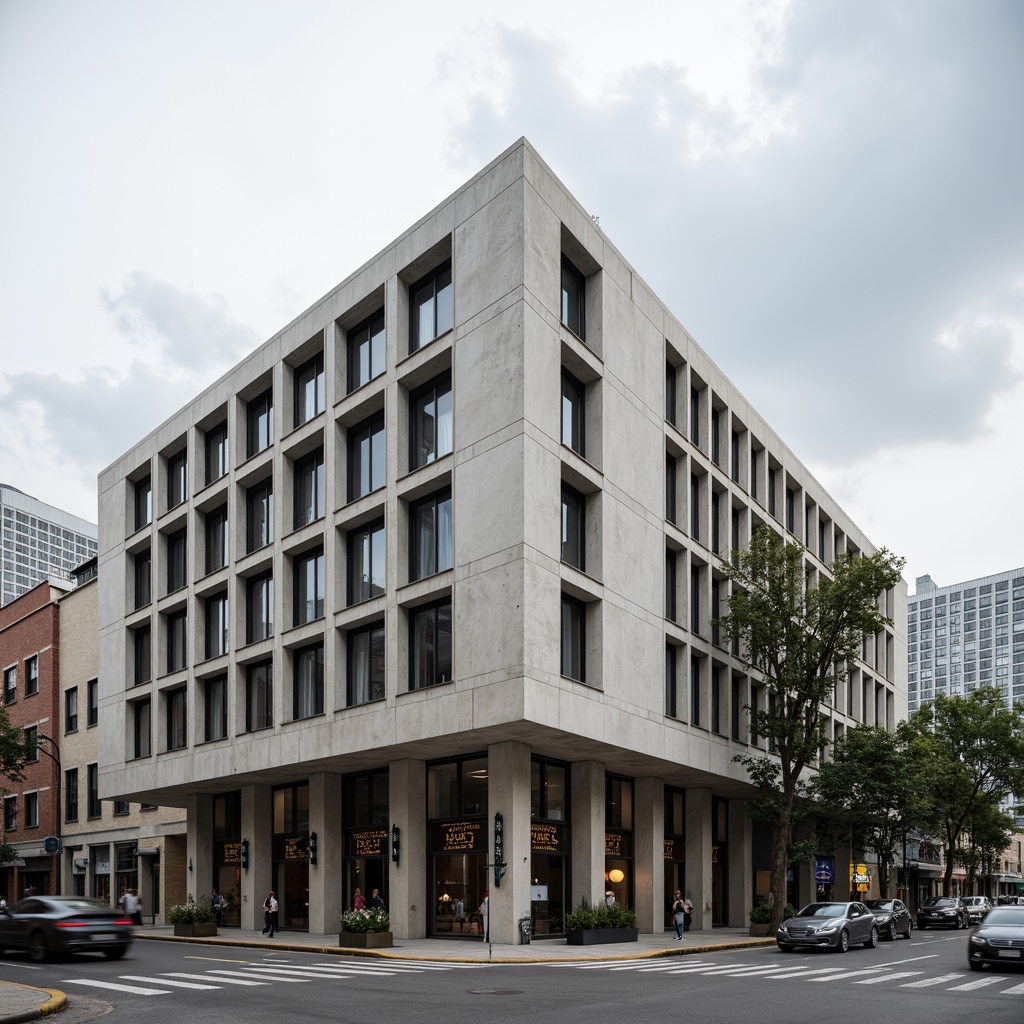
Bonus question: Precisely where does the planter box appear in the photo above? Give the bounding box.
[566,927,638,945]
[173,923,218,937]
[339,931,393,948]
[749,922,773,937]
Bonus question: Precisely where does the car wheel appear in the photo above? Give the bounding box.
[969,959,984,972]
[103,946,127,960]
[887,923,898,941]
[778,944,794,953]
[902,920,913,939]
[837,929,850,953]
[27,931,49,963]
[864,925,879,949]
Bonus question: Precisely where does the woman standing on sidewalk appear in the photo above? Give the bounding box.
[672,891,686,939]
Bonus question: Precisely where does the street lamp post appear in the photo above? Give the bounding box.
[33,733,62,896]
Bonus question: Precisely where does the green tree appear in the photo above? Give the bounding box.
[811,726,920,897]
[956,795,1014,896]
[0,703,31,865]
[717,526,904,927]
[901,688,1024,896]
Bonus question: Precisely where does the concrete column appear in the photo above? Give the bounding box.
[635,776,664,934]
[186,793,214,905]
[389,758,426,939]
[241,784,272,930]
[307,772,342,934]
[487,740,532,944]
[571,760,605,909]
[686,787,713,931]
[727,800,752,927]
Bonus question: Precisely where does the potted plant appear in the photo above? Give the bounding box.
[749,902,796,936]
[339,908,393,948]
[168,897,218,937]
[565,899,639,945]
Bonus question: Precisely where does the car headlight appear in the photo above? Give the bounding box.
[777,924,789,933]
[816,922,840,933]
[969,934,987,945]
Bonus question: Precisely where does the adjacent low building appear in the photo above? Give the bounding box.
[96,139,905,941]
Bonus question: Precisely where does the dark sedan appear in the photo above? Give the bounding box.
[863,898,913,941]
[967,905,1024,970]
[776,901,879,953]
[0,895,134,962]
[917,896,968,930]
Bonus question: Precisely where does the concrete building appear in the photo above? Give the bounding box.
[1,484,97,607]
[96,139,905,941]
[58,559,187,922]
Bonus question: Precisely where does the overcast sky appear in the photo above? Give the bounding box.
[1,0,1021,592]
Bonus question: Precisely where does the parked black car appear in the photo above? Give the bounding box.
[967,905,1024,970]
[917,896,968,930]
[0,896,134,962]
[863,898,913,940]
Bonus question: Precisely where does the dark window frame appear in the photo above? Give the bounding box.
[65,686,78,732]
[293,547,325,626]
[204,675,228,742]
[205,506,229,574]
[246,388,274,458]
[134,475,152,531]
[87,678,98,727]
[246,660,273,732]
[409,373,453,470]
[167,449,187,509]
[560,257,586,340]
[167,609,188,673]
[166,687,187,751]
[134,547,152,608]
[205,420,229,484]
[133,625,152,687]
[347,620,385,707]
[560,595,585,682]
[409,488,453,582]
[561,370,585,456]
[409,259,453,353]
[87,763,101,818]
[204,591,229,660]
[348,415,385,502]
[347,519,385,605]
[347,308,386,393]
[294,352,326,427]
[25,655,38,696]
[133,697,152,758]
[293,641,325,720]
[294,447,326,528]
[65,767,79,822]
[409,598,453,691]
[245,571,274,643]
[561,483,586,571]
[166,528,187,594]
[246,478,274,552]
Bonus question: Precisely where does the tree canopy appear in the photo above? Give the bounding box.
[0,703,30,865]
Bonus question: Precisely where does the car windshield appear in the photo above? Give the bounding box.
[864,900,893,911]
[923,898,956,907]
[798,904,846,918]
[983,909,1024,926]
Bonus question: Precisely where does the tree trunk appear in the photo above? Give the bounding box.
[771,804,794,929]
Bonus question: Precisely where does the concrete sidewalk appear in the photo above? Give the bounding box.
[0,981,65,1024]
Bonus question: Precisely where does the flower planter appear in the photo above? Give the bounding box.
[749,923,773,937]
[339,931,394,948]
[566,927,638,945]
[173,923,218,937]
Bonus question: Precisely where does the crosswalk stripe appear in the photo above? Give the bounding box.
[207,969,309,983]
[722,966,832,978]
[121,975,220,990]
[807,967,888,981]
[900,973,965,988]
[767,968,847,980]
[1001,981,1024,994]
[947,976,1008,991]
[62,979,170,995]
[238,967,354,979]
[163,972,269,986]
[711,964,818,977]
[853,972,923,985]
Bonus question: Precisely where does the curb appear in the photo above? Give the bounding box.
[134,930,776,964]
[0,981,66,1024]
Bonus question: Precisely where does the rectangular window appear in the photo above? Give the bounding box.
[665,362,677,426]
[410,374,452,469]
[205,421,229,484]
[561,371,585,456]
[711,492,721,554]
[246,660,273,732]
[87,763,100,818]
[731,677,743,740]
[731,431,740,482]
[205,506,228,574]
[166,528,187,593]
[205,592,229,659]
[3,795,15,831]
[751,449,760,501]
[410,599,452,690]
[65,767,78,822]
[690,387,700,446]
[348,520,385,605]
[246,388,273,458]
[134,548,152,607]
[666,455,677,524]
[690,475,700,541]
[410,489,453,581]
[65,686,78,732]
[293,447,325,528]
[167,450,187,509]
[561,484,586,571]
[166,688,187,750]
[347,309,386,392]
[133,698,151,758]
[24,726,38,762]
[246,571,274,643]
[666,549,677,621]
[690,565,701,634]
[205,675,228,741]
[711,409,721,465]
[768,466,777,517]
[785,487,795,533]
[711,666,722,734]
[3,665,16,704]
[87,678,98,726]
[246,479,273,552]
[666,645,678,718]
[24,792,38,828]
[293,642,324,720]
[348,416,385,501]
[348,621,385,706]
[690,656,701,727]
[113,801,129,816]
[294,352,325,427]
[712,577,722,646]
[133,625,152,686]
[294,547,325,625]
[560,257,585,339]
[410,260,453,352]
[560,595,585,682]
[167,609,188,673]
[25,655,38,696]
[135,475,152,530]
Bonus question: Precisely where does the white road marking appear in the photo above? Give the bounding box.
[207,969,309,983]
[807,967,889,981]
[163,972,269,986]
[899,973,965,988]
[853,972,924,985]
[946,976,1009,991]
[121,975,219,990]
[61,979,170,995]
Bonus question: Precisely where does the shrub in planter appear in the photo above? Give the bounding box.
[168,897,217,926]
[339,908,391,933]
[565,899,638,931]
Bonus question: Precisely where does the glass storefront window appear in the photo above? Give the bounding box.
[272,782,310,931]
[664,788,685,929]
[531,758,571,936]
[605,775,634,909]
[343,769,390,913]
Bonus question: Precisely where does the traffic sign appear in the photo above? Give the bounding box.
[43,836,62,855]
[814,858,834,883]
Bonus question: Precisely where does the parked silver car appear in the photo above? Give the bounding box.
[963,896,992,924]
[776,901,879,953]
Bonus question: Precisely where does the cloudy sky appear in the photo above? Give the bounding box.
[1,0,1021,592]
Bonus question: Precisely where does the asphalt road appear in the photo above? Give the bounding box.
[2,927,1023,1024]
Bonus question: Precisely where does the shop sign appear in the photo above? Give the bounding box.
[273,835,309,861]
[434,820,483,852]
[348,829,388,857]
[219,842,241,865]
[531,823,563,852]
[605,833,621,856]
[664,839,675,860]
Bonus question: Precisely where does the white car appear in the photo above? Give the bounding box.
[963,896,992,924]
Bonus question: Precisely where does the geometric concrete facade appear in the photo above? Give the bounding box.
[96,139,905,940]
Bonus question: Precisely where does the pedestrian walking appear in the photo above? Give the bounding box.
[683,897,693,932]
[370,888,385,911]
[354,887,365,910]
[671,891,686,939]
[262,891,278,936]
[211,889,223,926]
[479,890,489,941]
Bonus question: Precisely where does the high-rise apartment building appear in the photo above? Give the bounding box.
[907,569,1024,715]
[0,484,98,606]
[96,140,905,942]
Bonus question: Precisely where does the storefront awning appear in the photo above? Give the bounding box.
[137,846,160,857]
